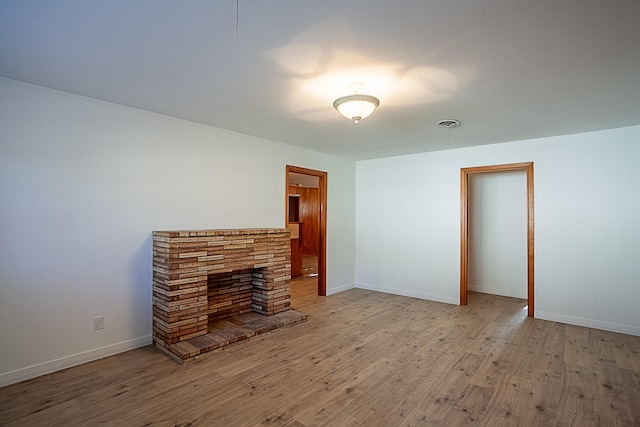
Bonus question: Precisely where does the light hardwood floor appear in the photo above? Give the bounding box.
[1,271,639,426]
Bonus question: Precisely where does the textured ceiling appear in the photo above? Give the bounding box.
[1,0,639,160]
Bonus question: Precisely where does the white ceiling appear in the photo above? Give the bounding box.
[1,1,639,160]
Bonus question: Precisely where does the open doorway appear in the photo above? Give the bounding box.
[286,165,327,296]
[460,162,534,317]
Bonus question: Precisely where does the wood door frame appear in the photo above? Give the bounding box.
[460,162,534,317]
[286,165,327,296]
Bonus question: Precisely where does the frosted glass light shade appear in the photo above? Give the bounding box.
[333,94,380,124]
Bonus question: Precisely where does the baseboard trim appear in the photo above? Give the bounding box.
[355,283,459,305]
[536,311,640,336]
[327,282,355,296]
[0,335,153,388]
[468,286,527,300]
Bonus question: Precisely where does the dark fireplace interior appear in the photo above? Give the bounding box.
[208,268,266,323]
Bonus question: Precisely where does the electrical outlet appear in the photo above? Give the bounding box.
[94,316,104,331]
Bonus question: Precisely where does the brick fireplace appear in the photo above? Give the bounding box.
[152,228,307,362]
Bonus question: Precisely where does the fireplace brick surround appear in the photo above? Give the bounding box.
[152,228,306,362]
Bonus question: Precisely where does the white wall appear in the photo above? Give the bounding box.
[468,171,527,299]
[0,77,356,386]
[356,125,640,336]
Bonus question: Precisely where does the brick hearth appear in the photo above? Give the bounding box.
[152,228,307,362]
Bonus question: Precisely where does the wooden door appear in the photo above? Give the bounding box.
[286,166,327,296]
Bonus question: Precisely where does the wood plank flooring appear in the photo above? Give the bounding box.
[1,272,639,426]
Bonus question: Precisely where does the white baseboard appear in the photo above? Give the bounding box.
[536,311,640,336]
[0,335,153,388]
[327,282,355,296]
[468,286,527,300]
[355,283,459,305]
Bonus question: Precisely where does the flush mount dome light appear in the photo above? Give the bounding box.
[333,83,380,124]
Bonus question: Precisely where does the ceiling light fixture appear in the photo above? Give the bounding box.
[333,83,380,124]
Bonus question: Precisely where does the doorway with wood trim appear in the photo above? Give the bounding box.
[286,165,327,296]
[460,162,534,317]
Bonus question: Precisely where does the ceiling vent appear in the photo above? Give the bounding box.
[437,119,461,128]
